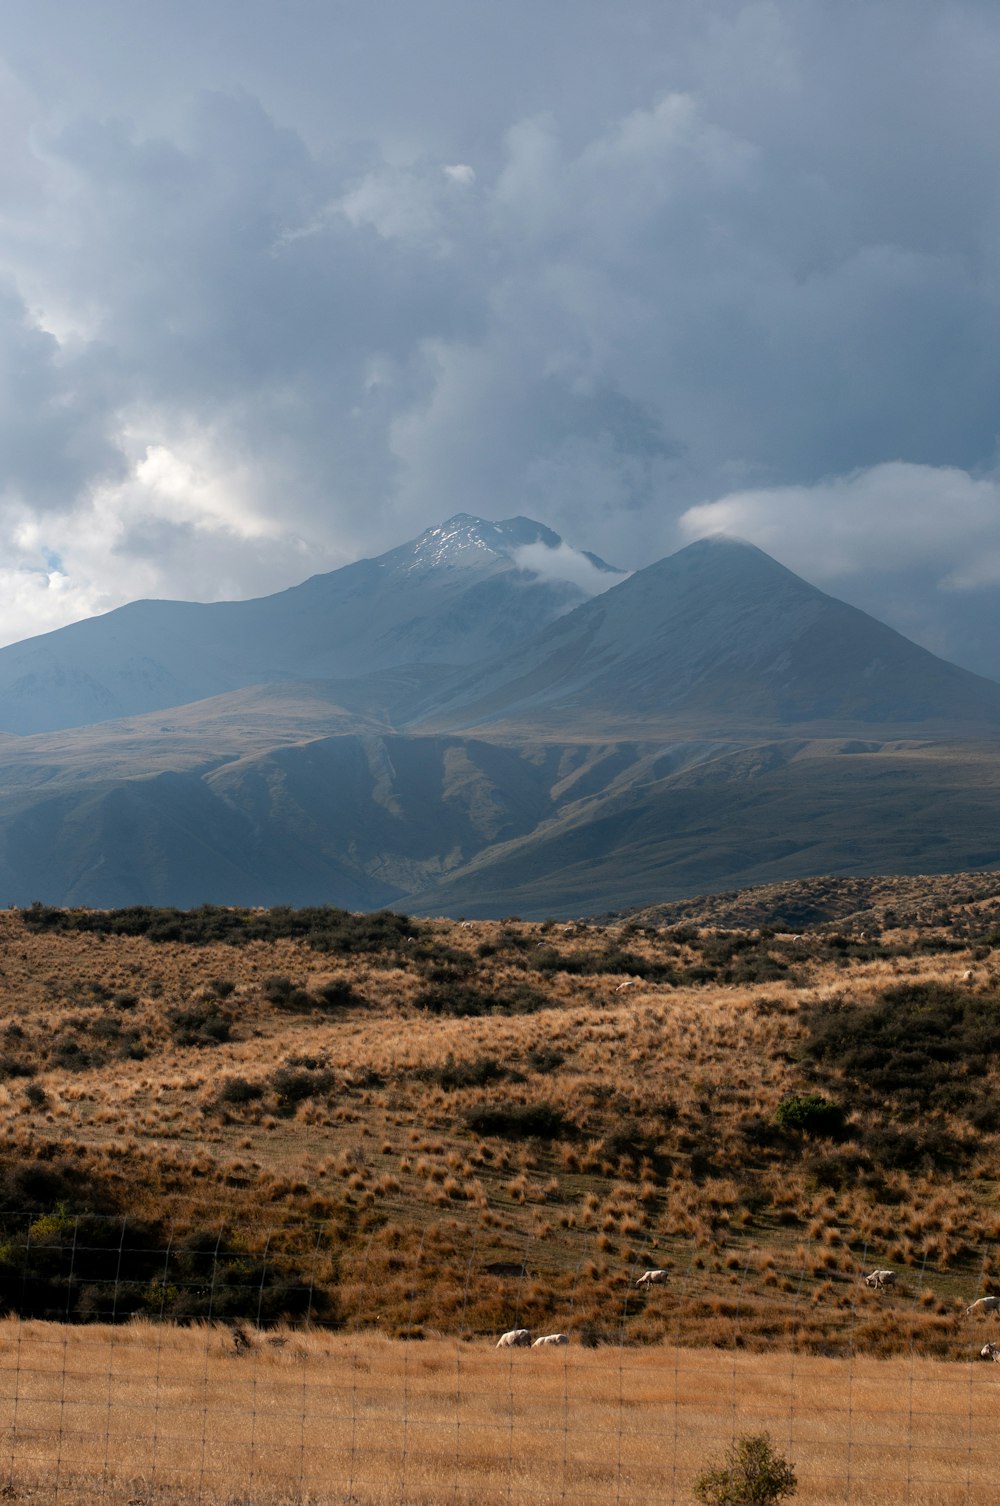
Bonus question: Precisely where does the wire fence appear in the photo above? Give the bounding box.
[0,1213,995,1504]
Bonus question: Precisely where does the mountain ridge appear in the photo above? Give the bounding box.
[0,513,623,735]
[0,515,998,913]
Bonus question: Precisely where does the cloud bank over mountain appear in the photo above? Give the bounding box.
[0,2,999,671]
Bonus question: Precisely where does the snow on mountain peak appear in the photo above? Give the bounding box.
[399,511,626,583]
[402,513,564,573]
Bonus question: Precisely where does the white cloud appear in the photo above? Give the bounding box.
[512,540,628,594]
[679,462,1000,588]
[443,163,475,185]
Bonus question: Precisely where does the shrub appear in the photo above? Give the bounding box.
[314,979,362,1010]
[465,1102,572,1141]
[774,1093,844,1137]
[429,1054,507,1090]
[217,1077,264,1106]
[167,1005,231,1047]
[21,901,420,954]
[270,1067,334,1115]
[261,976,313,1011]
[694,1432,797,1506]
[412,982,549,1017]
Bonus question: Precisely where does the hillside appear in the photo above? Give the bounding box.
[2,882,1000,1357]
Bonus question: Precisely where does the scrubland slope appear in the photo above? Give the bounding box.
[0,876,999,1357]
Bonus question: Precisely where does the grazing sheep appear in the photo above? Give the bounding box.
[532,1333,569,1347]
[961,968,976,984]
[496,1329,532,1348]
[863,1269,897,1291]
[635,1269,669,1288]
[966,1296,1000,1318]
[982,1343,1000,1362]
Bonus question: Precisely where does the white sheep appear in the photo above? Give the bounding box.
[863,1269,897,1291]
[531,1333,569,1347]
[496,1328,532,1348]
[982,1343,1000,1362]
[635,1269,669,1287]
[961,968,976,984]
[966,1296,1000,1318]
[615,979,638,993]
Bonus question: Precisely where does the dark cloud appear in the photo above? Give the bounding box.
[0,2,998,673]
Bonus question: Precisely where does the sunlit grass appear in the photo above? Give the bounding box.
[0,1320,996,1504]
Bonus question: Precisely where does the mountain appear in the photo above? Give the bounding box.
[0,515,623,735]
[0,519,999,914]
[416,536,1000,735]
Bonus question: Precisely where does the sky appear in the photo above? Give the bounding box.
[1,0,1000,676]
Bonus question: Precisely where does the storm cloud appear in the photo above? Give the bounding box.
[0,1,999,672]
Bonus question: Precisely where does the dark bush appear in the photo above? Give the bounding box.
[261,976,313,1011]
[21,901,421,955]
[412,982,549,1017]
[774,1093,845,1137]
[167,1005,231,1047]
[217,1076,264,1105]
[465,1101,572,1141]
[51,1037,100,1071]
[270,1067,334,1114]
[429,1054,508,1090]
[315,979,363,1010]
[526,1046,565,1074]
[0,1055,35,1080]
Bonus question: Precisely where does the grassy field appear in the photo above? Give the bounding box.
[0,882,997,1360]
[0,1318,998,1505]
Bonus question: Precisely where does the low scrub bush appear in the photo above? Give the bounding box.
[167,1005,232,1047]
[774,1093,845,1137]
[427,1054,509,1090]
[270,1066,334,1115]
[216,1076,264,1106]
[21,901,420,954]
[412,982,549,1017]
[694,1431,797,1506]
[465,1101,572,1141]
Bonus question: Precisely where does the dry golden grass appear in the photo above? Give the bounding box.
[0,1319,996,1504]
[0,899,999,1349]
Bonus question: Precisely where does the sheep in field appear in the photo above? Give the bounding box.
[966,1296,1000,1318]
[982,1343,1000,1362]
[496,1329,532,1348]
[636,1269,669,1288]
[863,1270,896,1291]
[532,1334,569,1347]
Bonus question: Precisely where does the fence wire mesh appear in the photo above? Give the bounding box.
[0,1213,995,1505]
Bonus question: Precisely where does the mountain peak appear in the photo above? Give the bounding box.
[402,513,563,572]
